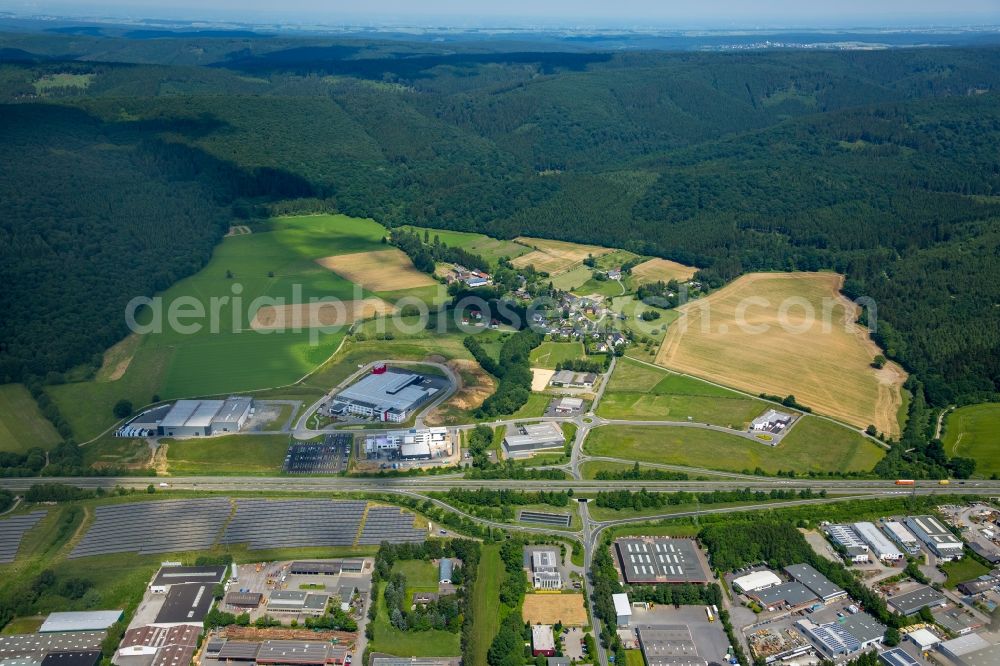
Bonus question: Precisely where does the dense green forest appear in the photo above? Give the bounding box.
[1,35,999,419]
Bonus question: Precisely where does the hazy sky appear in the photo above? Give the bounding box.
[9,0,1000,27]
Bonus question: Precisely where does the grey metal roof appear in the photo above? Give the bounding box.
[752,582,817,607]
[887,585,946,615]
[301,594,329,611]
[333,370,434,414]
[224,591,262,607]
[840,611,886,644]
[784,563,845,600]
[0,633,105,661]
[39,651,100,666]
[216,642,261,661]
[38,611,122,633]
[255,641,330,665]
[289,561,341,575]
[615,538,711,584]
[153,583,215,624]
[212,397,252,424]
[151,566,227,587]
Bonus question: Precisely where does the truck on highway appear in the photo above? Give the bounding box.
[939,479,951,485]
[895,479,915,486]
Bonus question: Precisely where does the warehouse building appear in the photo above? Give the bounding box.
[288,561,340,576]
[153,583,216,625]
[784,564,846,602]
[878,647,920,666]
[265,591,329,616]
[614,538,711,584]
[937,633,1000,666]
[531,625,556,658]
[365,428,449,460]
[39,611,123,633]
[116,623,200,666]
[883,522,921,555]
[853,522,904,562]
[210,640,348,666]
[732,570,782,594]
[223,592,262,610]
[549,371,597,389]
[39,651,101,666]
[612,594,631,627]
[636,625,707,666]
[157,398,253,437]
[502,422,565,458]
[438,559,452,584]
[0,632,105,662]
[530,550,562,590]
[751,582,818,610]
[329,369,440,423]
[150,565,227,592]
[826,524,871,563]
[904,516,964,560]
[551,397,583,415]
[887,585,946,616]
[796,612,885,660]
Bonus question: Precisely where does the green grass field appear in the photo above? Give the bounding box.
[940,555,990,588]
[48,214,434,442]
[371,582,461,657]
[944,403,1000,477]
[584,420,883,475]
[0,384,62,453]
[530,341,586,369]
[468,545,503,666]
[624,650,645,666]
[164,434,290,475]
[550,265,594,291]
[393,559,440,592]
[597,357,768,428]
[400,226,530,265]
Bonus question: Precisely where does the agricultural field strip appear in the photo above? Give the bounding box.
[69,498,427,558]
[0,510,47,563]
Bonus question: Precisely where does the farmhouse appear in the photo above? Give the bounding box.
[904,515,964,560]
[549,370,597,389]
[502,422,565,458]
[329,368,441,423]
[157,397,254,437]
[614,537,711,585]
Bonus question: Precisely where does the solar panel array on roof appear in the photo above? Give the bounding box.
[69,499,230,558]
[222,500,365,549]
[358,506,426,545]
[0,511,45,563]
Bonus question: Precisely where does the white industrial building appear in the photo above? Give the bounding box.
[733,570,782,594]
[330,369,438,423]
[750,409,794,433]
[904,515,964,560]
[158,397,253,437]
[826,524,871,563]
[364,427,449,460]
[530,550,562,590]
[502,422,565,457]
[883,521,921,555]
[39,610,123,633]
[853,522,904,562]
[612,593,631,627]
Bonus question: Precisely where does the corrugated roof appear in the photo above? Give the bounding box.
[39,611,122,633]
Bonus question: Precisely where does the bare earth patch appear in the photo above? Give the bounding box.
[316,248,437,292]
[522,593,588,626]
[511,236,613,275]
[531,368,556,392]
[251,298,396,331]
[225,225,251,236]
[630,257,697,285]
[424,360,496,425]
[96,333,141,382]
[655,272,905,437]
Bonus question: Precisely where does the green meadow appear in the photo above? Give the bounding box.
[0,384,62,453]
[529,341,587,369]
[49,214,432,441]
[400,225,530,265]
[944,403,1000,476]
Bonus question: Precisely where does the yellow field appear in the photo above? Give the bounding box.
[521,593,588,626]
[655,272,905,437]
[511,237,613,275]
[630,258,697,285]
[250,298,396,330]
[316,248,437,292]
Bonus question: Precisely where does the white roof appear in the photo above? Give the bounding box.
[853,522,903,559]
[884,521,918,544]
[401,441,431,457]
[939,633,990,657]
[907,628,940,648]
[531,624,555,651]
[733,570,782,592]
[39,610,122,633]
[613,593,631,617]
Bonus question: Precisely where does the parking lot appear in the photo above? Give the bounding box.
[283,433,352,473]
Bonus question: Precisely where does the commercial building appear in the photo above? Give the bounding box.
[0,632,105,662]
[502,422,565,458]
[329,369,439,423]
[906,628,940,651]
[937,633,1000,666]
[39,652,100,666]
[732,571,782,594]
[612,594,631,627]
[153,583,216,625]
[883,521,921,555]
[932,605,982,635]
[150,565,227,592]
[157,398,253,437]
[784,564,846,602]
[840,612,887,650]
[826,525,871,563]
[853,522,904,562]
[254,641,347,666]
[614,538,711,585]
[364,428,449,460]
[751,582,817,610]
[439,559,452,584]
[887,585,946,616]
[265,591,329,616]
[223,592,262,609]
[749,409,794,434]
[957,576,998,596]
[530,551,562,590]
[904,516,964,560]
[636,625,707,666]
[878,648,920,666]
[288,561,341,576]
[795,618,869,659]
[531,625,556,658]
[38,611,123,633]
[116,624,200,666]
[549,371,597,389]
[552,397,583,414]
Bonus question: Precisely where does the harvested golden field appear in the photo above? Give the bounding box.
[316,248,437,292]
[655,272,905,437]
[630,258,697,285]
[522,593,588,626]
[251,298,395,331]
[511,236,613,274]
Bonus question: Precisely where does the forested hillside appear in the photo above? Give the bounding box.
[0,37,998,412]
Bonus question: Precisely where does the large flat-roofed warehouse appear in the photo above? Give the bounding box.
[150,565,227,592]
[887,585,947,616]
[116,624,200,666]
[636,625,707,666]
[329,368,441,423]
[614,537,711,584]
[288,561,341,576]
[938,633,1000,666]
[38,611,123,633]
[256,641,347,666]
[852,522,904,562]
[502,422,565,458]
[904,515,964,560]
[157,397,253,437]
[153,583,215,624]
[365,428,449,460]
[39,651,101,666]
[751,582,817,609]
[883,521,921,554]
[784,564,846,601]
[0,632,105,661]
[265,591,329,616]
[732,570,782,594]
